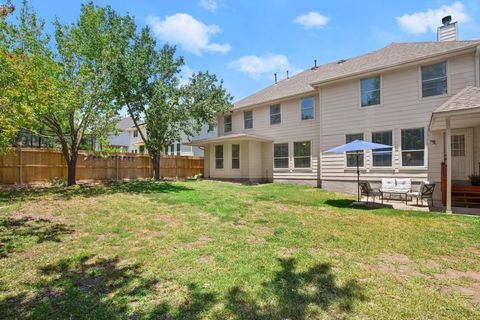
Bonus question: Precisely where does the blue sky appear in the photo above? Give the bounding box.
[28,0,480,102]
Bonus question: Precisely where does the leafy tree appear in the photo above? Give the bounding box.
[109,26,233,180]
[1,1,131,185]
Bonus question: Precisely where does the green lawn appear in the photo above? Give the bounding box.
[0,180,479,319]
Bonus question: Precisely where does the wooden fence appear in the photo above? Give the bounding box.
[0,148,204,185]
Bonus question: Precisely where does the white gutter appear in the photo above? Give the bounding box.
[475,45,480,87]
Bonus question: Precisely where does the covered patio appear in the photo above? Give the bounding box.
[429,86,480,213]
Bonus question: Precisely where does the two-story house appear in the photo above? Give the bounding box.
[122,119,215,156]
[190,18,480,211]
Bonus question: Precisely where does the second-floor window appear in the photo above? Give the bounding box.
[224,115,232,132]
[301,97,314,120]
[244,111,253,129]
[346,133,364,167]
[360,76,381,107]
[133,130,138,138]
[421,62,447,97]
[270,104,281,125]
[372,131,392,167]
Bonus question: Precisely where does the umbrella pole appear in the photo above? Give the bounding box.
[356,151,360,202]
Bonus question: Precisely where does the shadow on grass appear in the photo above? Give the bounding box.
[224,257,366,319]
[0,254,158,319]
[145,258,366,319]
[0,256,366,319]
[0,216,73,258]
[0,181,192,204]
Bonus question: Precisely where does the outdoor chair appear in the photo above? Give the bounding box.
[359,181,381,203]
[407,181,436,207]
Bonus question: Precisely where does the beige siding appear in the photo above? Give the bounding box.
[320,53,476,189]
[218,95,320,181]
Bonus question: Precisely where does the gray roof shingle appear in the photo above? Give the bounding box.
[234,40,480,109]
[434,86,480,113]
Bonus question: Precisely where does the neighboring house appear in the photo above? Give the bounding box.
[106,117,134,152]
[124,119,215,156]
[190,18,480,211]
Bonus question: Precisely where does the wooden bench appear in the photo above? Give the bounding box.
[452,185,480,208]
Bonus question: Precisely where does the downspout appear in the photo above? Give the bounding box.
[475,45,480,87]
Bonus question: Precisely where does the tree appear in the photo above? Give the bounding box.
[0,0,45,154]
[109,26,233,180]
[2,1,131,185]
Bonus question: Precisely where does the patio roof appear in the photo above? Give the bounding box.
[430,86,480,130]
[186,133,273,146]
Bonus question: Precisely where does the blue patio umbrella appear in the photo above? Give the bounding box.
[324,140,392,202]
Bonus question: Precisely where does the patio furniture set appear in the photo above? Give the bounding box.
[359,179,436,206]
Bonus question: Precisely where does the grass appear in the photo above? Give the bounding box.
[0,180,479,319]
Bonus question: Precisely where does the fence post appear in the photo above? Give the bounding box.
[116,154,119,181]
[18,147,23,186]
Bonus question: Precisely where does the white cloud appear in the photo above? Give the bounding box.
[147,13,231,55]
[228,54,300,80]
[179,65,194,86]
[199,0,217,12]
[294,11,330,29]
[396,2,470,34]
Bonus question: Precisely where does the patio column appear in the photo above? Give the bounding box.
[445,116,452,213]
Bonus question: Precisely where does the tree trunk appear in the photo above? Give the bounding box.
[67,157,77,186]
[151,154,161,180]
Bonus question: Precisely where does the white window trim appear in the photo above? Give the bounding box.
[293,140,312,170]
[273,142,290,170]
[300,96,315,121]
[344,132,365,169]
[359,75,383,108]
[269,104,282,126]
[371,130,393,168]
[215,144,224,170]
[224,114,232,133]
[400,127,427,169]
[418,60,450,101]
[243,110,254,130]
[231,143,240,170]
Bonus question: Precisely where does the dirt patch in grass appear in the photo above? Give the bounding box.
[184,235,210,249]
[433,269,480,282]
[197,255,214,264]
[378,253,480,304]
[377,253,422,279]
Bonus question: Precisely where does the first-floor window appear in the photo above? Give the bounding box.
[372,131,392,167]
[401,128,425,166]
[232,144,240,169]
[170,144,175,155]
[294,141,311,168]
[346,133,364,167]
[215,145,224,169]
[274,143,289,168]
[176,143,181,154]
